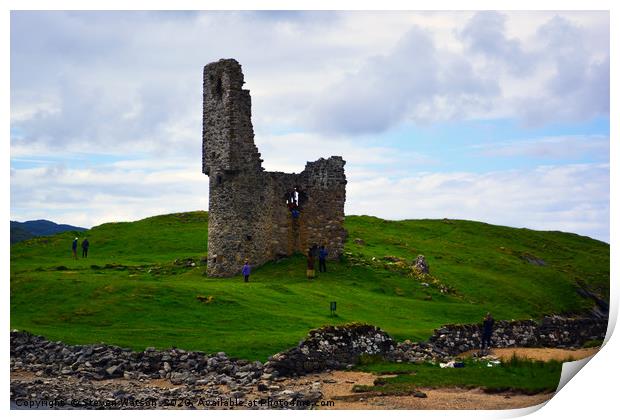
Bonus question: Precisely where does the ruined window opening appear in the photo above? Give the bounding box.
[285,187,307,219]
[246,235,252,241]
[210,75,223,100]
[216,175,223,185]
[215,77,223,99]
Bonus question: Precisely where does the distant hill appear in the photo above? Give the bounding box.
[10,220,86,244]
[10,226,35,244]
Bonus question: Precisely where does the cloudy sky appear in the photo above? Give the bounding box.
[10,11,610,241]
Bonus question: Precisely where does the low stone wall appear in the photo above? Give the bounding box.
[268,316,608,367]
[428,316,607,356]
[10,331,264,387]
[11,316,608,382]
[264,324,395,376]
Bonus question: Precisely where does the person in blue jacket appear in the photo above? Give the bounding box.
[242,260,251,283]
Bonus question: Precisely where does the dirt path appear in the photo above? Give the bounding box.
[296,370,552,410]
[304,347,601,409]
[458,347,599,362]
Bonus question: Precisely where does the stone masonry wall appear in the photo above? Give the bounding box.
[203,59,346,277]
[427,316,607,356]
[263,317,607,376]
[264,324,395,376]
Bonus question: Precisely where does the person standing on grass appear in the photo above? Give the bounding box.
[81,238,89,258]
[242,260,251,283]
[481,312,494,353]
[319,245,328,273]
[306,249,315,280]
[72,237,78,259]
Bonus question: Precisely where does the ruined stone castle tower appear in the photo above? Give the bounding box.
[202,59,347,277]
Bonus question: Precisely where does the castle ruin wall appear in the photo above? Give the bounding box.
[202,59,346,277]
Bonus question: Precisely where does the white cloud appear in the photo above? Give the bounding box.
[10,153,609,242]
[10,159,209,228]
[347,163,609,242]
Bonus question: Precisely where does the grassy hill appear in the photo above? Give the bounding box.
[10,226,34,244]
[10,211,609,361]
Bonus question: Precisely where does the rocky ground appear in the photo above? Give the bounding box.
[10,326,602,410]
[11,361,563,410]
[10,330,324,410]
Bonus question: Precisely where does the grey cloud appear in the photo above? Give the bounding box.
[460,11,534,76]
[10,11,356,157]
[11,11,609,147]
[309,26,497,134]
[457,12,609,127]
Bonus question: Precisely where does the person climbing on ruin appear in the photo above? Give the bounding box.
[72,237,78,260]
[242,260,251,283]
[319,245,328,272]
[480,312,494,354]
[306,249,315,280]
[81,238,90,258]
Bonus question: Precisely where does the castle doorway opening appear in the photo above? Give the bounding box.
[285,187,307,218]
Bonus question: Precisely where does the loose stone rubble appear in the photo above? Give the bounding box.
[10,331,320,410]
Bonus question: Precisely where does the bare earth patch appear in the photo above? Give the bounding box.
[287,347,601,410]
[458,347,599,362]
[287,371,552,410]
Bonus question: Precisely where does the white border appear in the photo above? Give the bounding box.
[3,1,616,420]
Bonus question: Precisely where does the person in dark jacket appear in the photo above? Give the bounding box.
[306,249,315,279]
[242,260,251,283]
[318,245,328,272]
[481,312,494,352]
[72,237,78,259]
[81,238,89,258]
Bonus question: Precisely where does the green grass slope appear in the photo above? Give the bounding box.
[10,211,609,361]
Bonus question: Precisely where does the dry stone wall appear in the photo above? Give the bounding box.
[264,324,395,376]
[203,59,346,277]
[426,316,607,356]
[263,317,607,376]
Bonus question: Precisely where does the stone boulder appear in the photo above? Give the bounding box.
[413,255,430,274]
